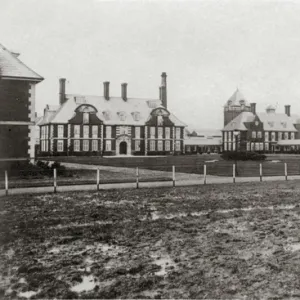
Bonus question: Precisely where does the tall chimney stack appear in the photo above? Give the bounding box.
[160,72,167,108]
[121,83,127,101]
[285,105,291,116]
[103,81,110,100]
[59,78,66,105]
[250,102,256,114]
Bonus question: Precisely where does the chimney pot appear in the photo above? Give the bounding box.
[59,78,66,105]
[285,105,291,116]
[121,83,127,101]
[103,81,110,100]
[250,102,256,114]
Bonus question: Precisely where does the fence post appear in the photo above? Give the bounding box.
[233,164,236,183]
[96,168,100,191]
[260,163,262,182]
[285,163,288,181]
[136,167,139,189]
[5,171,8,196]
[53,168,57,193]
[172,165,176,187]
[204,164,207,185]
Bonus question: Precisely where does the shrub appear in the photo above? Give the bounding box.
[221,151,266,161]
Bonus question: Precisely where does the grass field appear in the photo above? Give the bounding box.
[1,181,300,298]
[43,154,300,177]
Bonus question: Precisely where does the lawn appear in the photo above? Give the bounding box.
[1,181,300,298]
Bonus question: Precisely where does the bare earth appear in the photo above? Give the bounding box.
[1,181,300,299]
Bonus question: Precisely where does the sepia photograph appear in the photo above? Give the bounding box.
[1,0,300,298]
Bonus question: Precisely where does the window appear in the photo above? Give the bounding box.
[74,125,80,138]
[224,143,227,151]
[228,132,232,141]
[157,115,163,126]
[46,141,49,152]
[83,125,89,138]
[264,132,269,141]
[135,140,140,151]
[165,127,170,139]
[257,131,262,139]
[252,131,256,139]
[57,140,63,152]
[135,127,140,138]
[119,112,126,121]
[150,127,155,138]
[265,143,269,151]
[260,143,264,151]
[291,132,295,139]
[232,142,236,151]
[106,126,112,138]
[133,112,140,121]
[92,140,98,151]
[251,143,255,151]
[74,140,80,152]
[83,140,89,151]
[106,140,111,151]
[175,141,181,151]
[255,143,259,151]
[284,132,289,140]
[120,126,128,135]
[83,112,89,124]
[58,125,64,138]
[158,140,163,151]
[176,128,181,139]
[46,126,49,139]
[92,126,98,138]
[278,132,282,140]
[246,142,250,151]
[271,132,276,141]
[41,140,45,152]
[158,127,163,138]
[224,132,228,142]
[165,140,170,151]
[150,140,155,151]
[228,143,232,151]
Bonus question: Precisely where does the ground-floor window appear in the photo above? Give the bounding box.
[265,143,269,151]
[105,140,111,151]
[228,143,232,151]
[57,140,64,152]
[135,140,140,151]
[186,146,191,152]
[92,140,98,151]
[74,140,80,152]
[83,140,89,151]
[224,143,227,151]
[150,140,155,151]
[165,140,170,151]
[175,140,181,151]
[158,140,163,151]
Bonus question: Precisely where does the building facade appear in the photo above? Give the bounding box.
[0,43,43,163]
[39,73,186,156]
[222,89,300,153]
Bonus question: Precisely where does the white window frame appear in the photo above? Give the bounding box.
[158,127,163,139]
[135,140,140,151]
[224,143,227,151]
[265,132,269,141]
[57,140,63,152]
[74,140,80,152]
[157,115,163,126]
[228,143,232,151]
[176,128,181,139]
[135,127,140,138]
[271,132,276,141]
[252,131,256,139]
[83,140,89,151]
[92,140,98,151]
[278,132,282,141]
[257,131,262,139]
[74,125,80,138]
[150,127,155,138]
[58,125,64,138]
[284,132,289,140]
[150,140,155,151]
[158,140,163,151]
[165,140,170,151]
[106,140,111,151]
[83,125,89,138]
[165,127,170,139]
[265,143,269,151]
[106,126,112,138]
[92,125,98,138]
[83,112,89,124]
[291,132,295,140]
[175,140,181,151]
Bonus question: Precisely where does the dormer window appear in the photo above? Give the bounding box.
[83,112,89,124]
[157,115,163,126]
[103,111,111,121]
[132,112,140,121]
[281,122,287,128]
[268,121,274,127]
[119,112,126,121]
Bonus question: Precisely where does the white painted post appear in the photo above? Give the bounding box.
[233,164,236,183]
[172,165,176,187]
[204,164,207,185]
[136,167,139,189]
[260,163,262,182]
[5,171,8,196]
[96,168,100,191]
[53,168,57,193]
[285,163,288,181]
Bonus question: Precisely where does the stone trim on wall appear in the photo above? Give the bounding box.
[27,83,36,161]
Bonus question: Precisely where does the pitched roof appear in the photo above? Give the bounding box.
[256,112,298,132]
[0,43,43,81]
[41,94,186,127]
[226,89,249,107]
[188,129,222,137]
[184,136,222,146]
[223,112,255,131]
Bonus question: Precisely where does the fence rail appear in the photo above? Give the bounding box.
[1,160,299,196]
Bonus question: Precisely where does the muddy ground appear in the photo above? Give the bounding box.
[1,181,300,299]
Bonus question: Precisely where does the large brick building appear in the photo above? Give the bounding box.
[0,43,43,162]
[39,73,186,156]
[222,89,300,153]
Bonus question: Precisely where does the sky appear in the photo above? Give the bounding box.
[2,0,300,130]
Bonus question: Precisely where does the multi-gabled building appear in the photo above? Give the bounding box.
[222,89,300,153]
[39,73,186,156]
[0,43,43,163]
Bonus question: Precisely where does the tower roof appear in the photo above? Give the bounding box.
[226,89,249,107]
